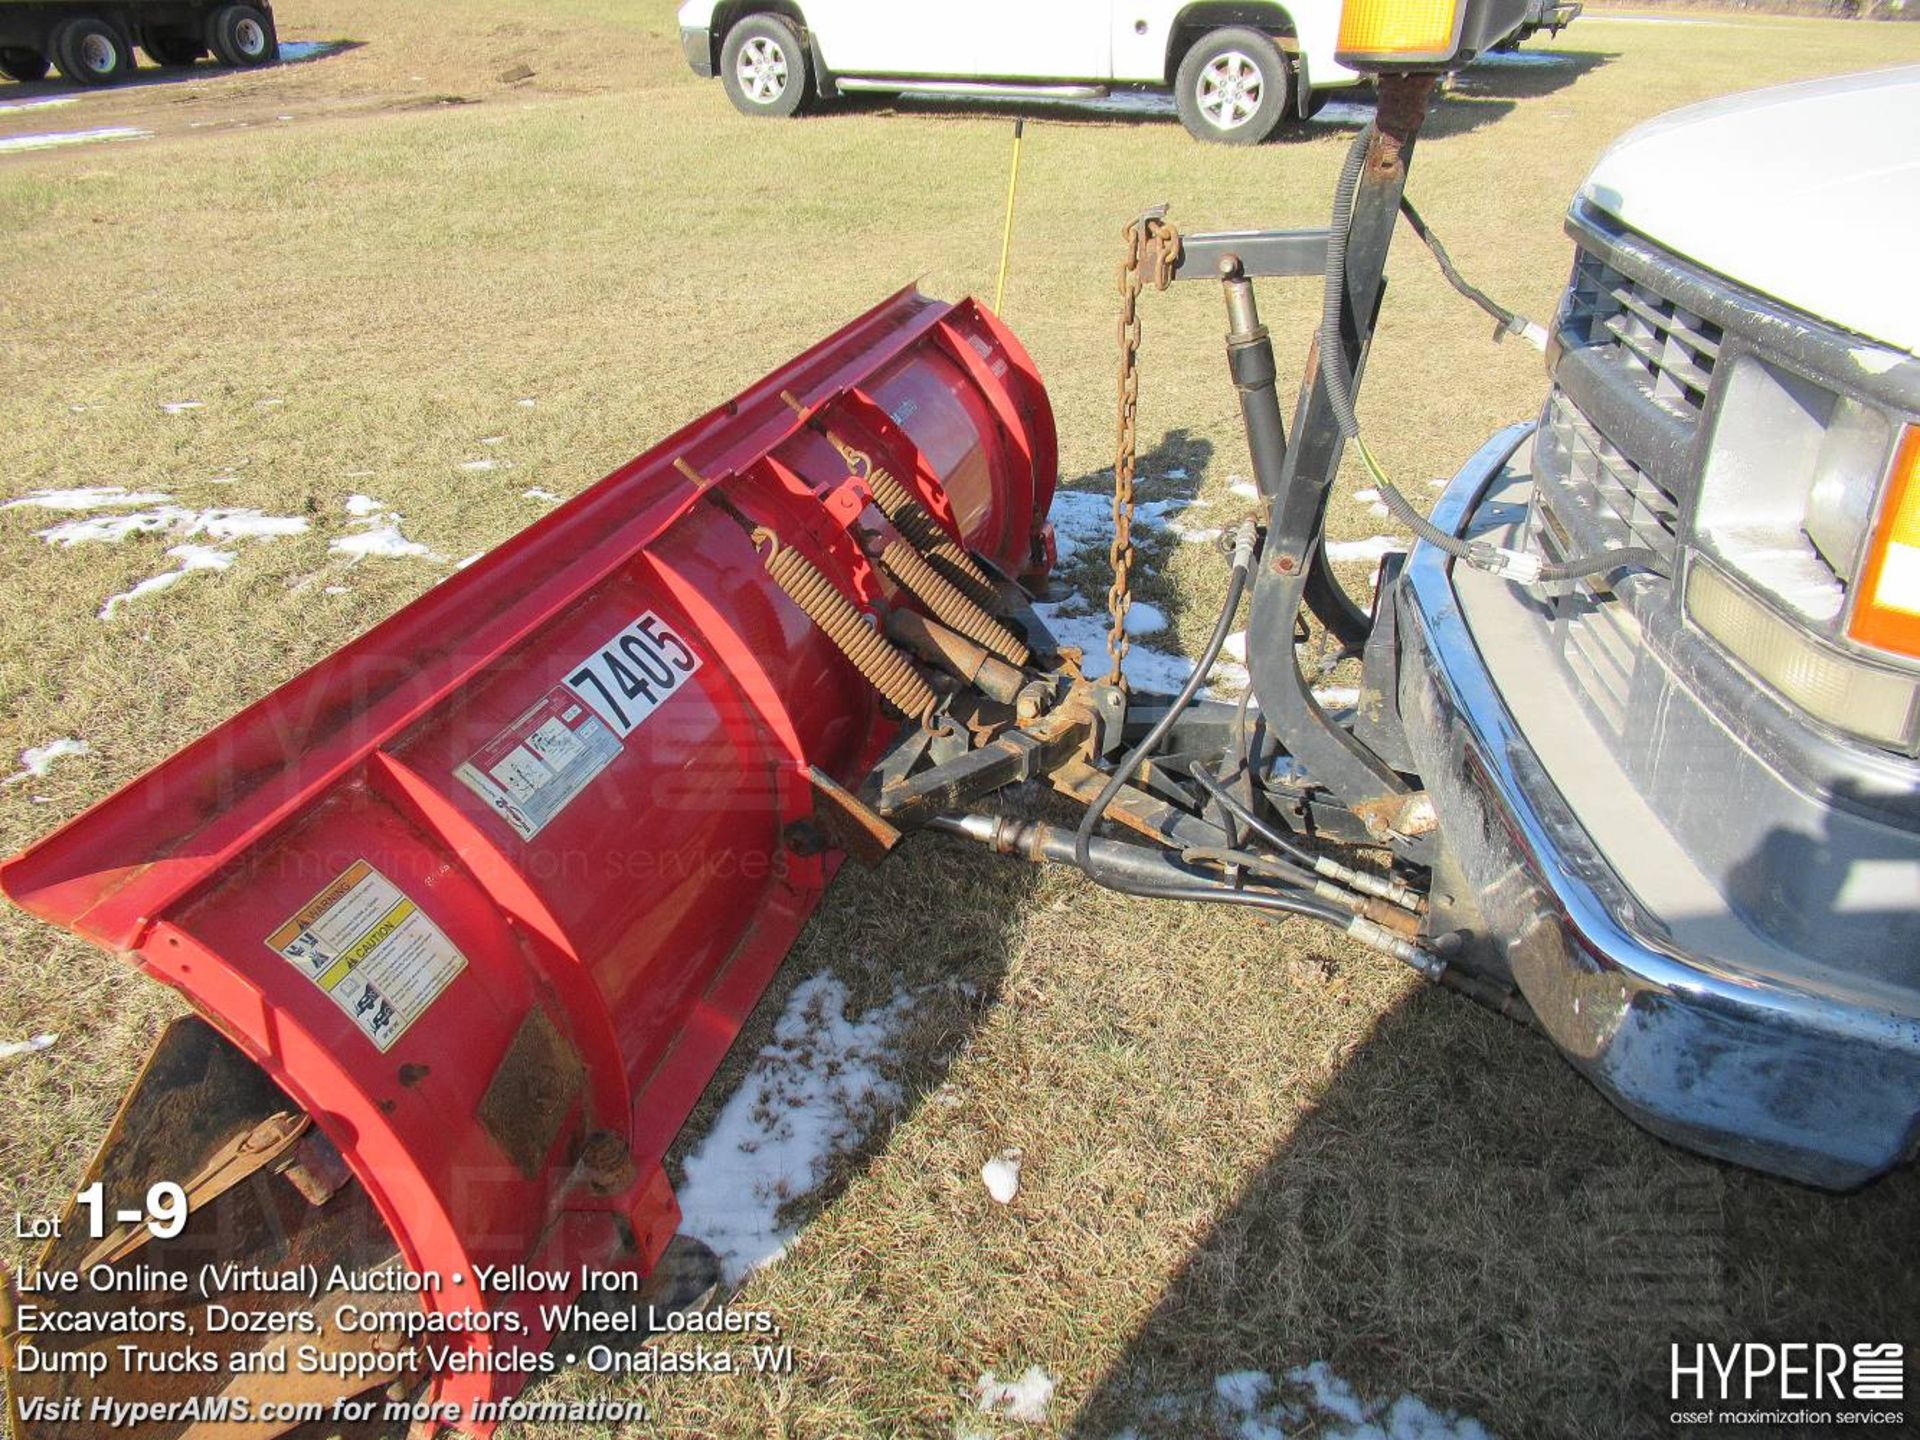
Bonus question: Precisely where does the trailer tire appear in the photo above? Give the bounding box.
[0,47,52,83]
[1174,27,1290,145]
[719,14,809,119]
[52,18,136,86]
[145,32,205,67]
[207,4,279,68]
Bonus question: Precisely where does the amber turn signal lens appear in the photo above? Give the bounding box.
[1849,427,1920,660]
[1336,0,1464,67]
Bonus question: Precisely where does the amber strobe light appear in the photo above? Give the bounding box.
[1336,0,1465,68]
[1851,426,1920,660]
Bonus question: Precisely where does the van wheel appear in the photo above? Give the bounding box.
[207,4,279,68]
[0,47,51,82]
[720,14,809,119]
[52,18,136,86]
[1175,27,1290,145]
[145,32,204,67]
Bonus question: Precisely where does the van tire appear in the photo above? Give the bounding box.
[52,17,136,86]
[1174,27,1290,145]
[720,13,809,119]
[206,4,279,68]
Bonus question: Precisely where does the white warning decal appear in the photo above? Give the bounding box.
[268,861,467,1052]
[455,686,624,840]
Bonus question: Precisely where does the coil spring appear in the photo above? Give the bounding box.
[879,538,1031,668]
[865,466,1008,616]
[756,529,937,723]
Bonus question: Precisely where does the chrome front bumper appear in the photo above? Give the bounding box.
[1395,423,1920,1190]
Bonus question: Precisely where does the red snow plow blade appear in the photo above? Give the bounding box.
[0,289,1054,1438]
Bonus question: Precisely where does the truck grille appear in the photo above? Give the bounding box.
[1563,250,1723,420]
[1535,388,1682,570]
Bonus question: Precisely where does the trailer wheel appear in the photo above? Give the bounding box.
[719,13,809,119]
[1174,27,1290,145]
[52,18,136,86]
[145,32,205,67]
[0,47,51,83]
[207,4,279,68]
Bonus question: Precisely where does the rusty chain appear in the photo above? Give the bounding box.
[1108,209,1181,688]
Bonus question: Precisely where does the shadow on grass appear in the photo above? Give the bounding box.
[1068,981,1920,1439]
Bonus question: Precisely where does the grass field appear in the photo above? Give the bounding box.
[3,6,1920,1438]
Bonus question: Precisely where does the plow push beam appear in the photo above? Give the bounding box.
[1,288,1055,1437]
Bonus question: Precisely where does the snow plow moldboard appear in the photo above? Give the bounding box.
[0,288,1055,1438]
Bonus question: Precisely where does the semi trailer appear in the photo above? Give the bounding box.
[0,0,277,86]
[3,0,1914,1433]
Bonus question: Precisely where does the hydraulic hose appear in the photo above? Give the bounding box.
[1315,126,1668,585]
[934,813,1442,977]
[1074,522,1256,896]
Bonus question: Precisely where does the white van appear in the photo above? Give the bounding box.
[674,0,1364,144]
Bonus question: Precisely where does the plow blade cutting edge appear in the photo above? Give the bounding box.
[0,288,1056,1438]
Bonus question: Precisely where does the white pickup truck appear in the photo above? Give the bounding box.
[674,0,1364,144]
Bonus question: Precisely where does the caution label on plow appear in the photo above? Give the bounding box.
[268,860,468,1051]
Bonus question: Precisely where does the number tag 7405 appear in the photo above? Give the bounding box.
[564,611,702,738]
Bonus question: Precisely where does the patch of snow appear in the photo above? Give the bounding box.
[38,506,307,546]
[1049,489,1196,565]
[3,738,91,788]
[516,397,537,408]
[480,435,505,445]
[1229,478,1259,501]
[1310,101,1376,126]
[1171,522,1224,546]
[333,498,442,564]
[331,526,437,563]
[1032,600,1196,693]
[1119,600,1165,635]
[1470,49,1574,68]
[99,544,236,619]
[521,488,561,503]
[455,552,484,569]
[1164,466,1189,481]
[278,40,343,62]
[0,96,80,114]
[323,585,350,595]
[1323,535,1404,565]
[258,397,283,409]
[4,486,174,512]
[1215,1371,1276,1414]
[1312,686,1361,711]
[1190,1364,1498,1440]
[974,1367,1055,1425]
[158,400,204,414]
[0,126,151,154]
[459,458,508,472]
[981,1149,1022,1204]
[675,973,918,1284]
[0,1033,58,1063]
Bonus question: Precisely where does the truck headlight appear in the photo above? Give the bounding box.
[1849,427,1920,662]
[1689,562,1920,751]
[1804,399,1895,579]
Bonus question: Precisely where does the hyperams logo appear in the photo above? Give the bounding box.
[1669,1342,1906,1428]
